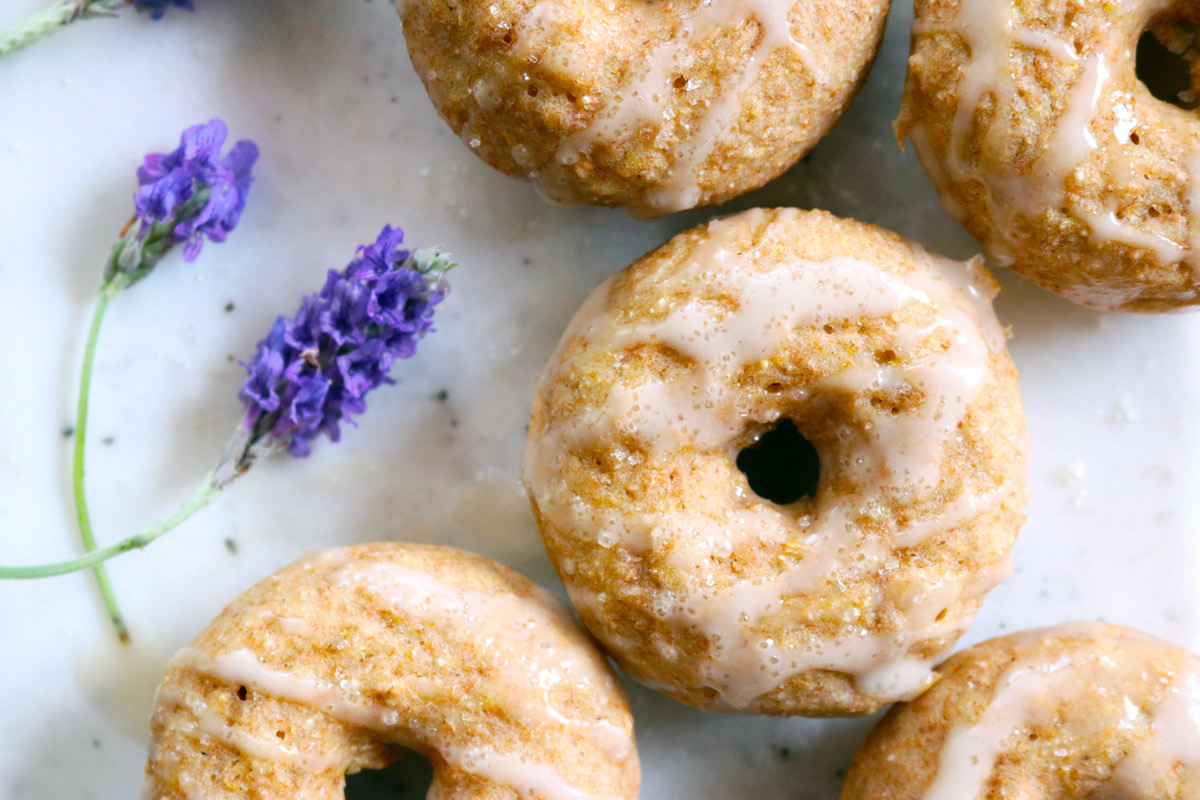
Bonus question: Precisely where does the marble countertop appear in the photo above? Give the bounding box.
[1,1,1197,798]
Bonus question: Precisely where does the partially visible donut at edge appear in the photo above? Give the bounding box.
[899,0,1200,312]
[522,208,1030,717]
[144,543,639,800]
[842,622,1200,799]
[397,0,890,216]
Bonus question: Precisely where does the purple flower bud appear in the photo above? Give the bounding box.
[129,119,258,270]
[235,227,454,459]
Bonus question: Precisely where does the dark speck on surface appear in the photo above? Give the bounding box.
[92,739,101,749]
[224,302,235,313]
[391,96,399,103]
[835,769,846,779]
[62,426,74,438]
[777,746,791,760]
[435,389,449,403]
[522,257,532,266]
[101,436,115,446]
[224,538,238,555]
[450,418,459,428]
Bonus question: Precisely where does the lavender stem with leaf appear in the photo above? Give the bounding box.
[0,228,454,584]
[0,0,191,58]
[70,118,257,641]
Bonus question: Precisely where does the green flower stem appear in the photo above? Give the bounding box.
[73,272,131,641]
[0,472,222,579]
[0,0,121,58]
[0,2,73,56]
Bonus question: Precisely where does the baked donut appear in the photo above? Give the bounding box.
[397,0,890,216]
[899,0,1200,312]
[522,208,1029,716]
[144,543,639,800]
[843,622,1200,799]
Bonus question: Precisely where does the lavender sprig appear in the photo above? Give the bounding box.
[221,228,452,480]
[66,118,256,641]
[0,0,191,58]
[0,229,454,589]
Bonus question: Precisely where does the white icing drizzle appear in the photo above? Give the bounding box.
[922,655,1079,800]
[922,624,1200,800]
[913,0,1200,294]
[1108,671,1200,794]
[1187,153,1200,260]
[152,685,341,771]
[163,556,633,800]
[1077,209,1188,264]
[548,0,818,213]
[341,559,635,763]
[526,209,1018,707]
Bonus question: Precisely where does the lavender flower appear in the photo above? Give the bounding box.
[110,118,258,282]
[0,221,458,614]
[132,0,194,19]
[225,226,453,477]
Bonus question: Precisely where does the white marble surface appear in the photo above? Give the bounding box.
[1,1,1198,798]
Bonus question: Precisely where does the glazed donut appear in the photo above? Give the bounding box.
[144,543,639,800]
[397,0,890,216]
[843,622,1200,799]
[899,0,1200,312]
[522,208,1029,716]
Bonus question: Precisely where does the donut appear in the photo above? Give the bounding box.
[397,0,890,216]
[143,543,639,800]
[522,208,1029,716]
[842,622,1200,799]
[898,0,1200,312]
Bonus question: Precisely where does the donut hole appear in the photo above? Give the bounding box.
[736,419,820,505]
[1136,24,1200,110]
[345,750,434,800]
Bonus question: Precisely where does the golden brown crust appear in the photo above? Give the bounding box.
[398,0,890,215]
[144,543,639,800]
[842,623,1200,800]
[899,0,1200,311]
[523,208,1029,716]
